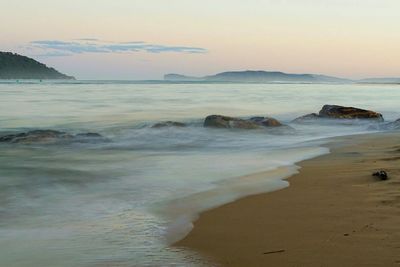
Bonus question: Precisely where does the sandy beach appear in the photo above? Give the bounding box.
[176,133,400,266]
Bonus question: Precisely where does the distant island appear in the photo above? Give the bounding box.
[165,71,400,84]
[0,52,74,80]
[164,71,351,83]
[358,77,400,84]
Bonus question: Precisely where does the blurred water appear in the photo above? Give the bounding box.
[0,82,399,267]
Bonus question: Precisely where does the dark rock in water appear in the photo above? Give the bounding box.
[204,115,286,129]
[319,105,384,121]
[0,130,106,144]
[75,132,103,138]
[249,117,283,127]
[0,134,18,142]
[229,119,261,129]
[204,115,260,129]
[293,105,384,124]
[74,132,109,143]
[292,113,320,123]
[373,170,388,181]
[204,115,233,128]
[0,130,73,144]
[151,121,187,128]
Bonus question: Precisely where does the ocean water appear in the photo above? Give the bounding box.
[0,82,399,267]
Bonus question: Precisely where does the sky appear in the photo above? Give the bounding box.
[1,0,399,80]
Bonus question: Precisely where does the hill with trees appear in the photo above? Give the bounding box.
[0,52,74,80]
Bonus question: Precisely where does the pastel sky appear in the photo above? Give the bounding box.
[1,0,399,80]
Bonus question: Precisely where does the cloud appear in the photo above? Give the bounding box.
[26,39,207,56]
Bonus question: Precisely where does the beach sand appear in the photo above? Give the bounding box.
[175,133,400,266]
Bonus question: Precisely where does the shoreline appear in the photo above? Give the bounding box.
[174,132,400,266]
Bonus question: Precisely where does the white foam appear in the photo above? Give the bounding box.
[160,145,330,244]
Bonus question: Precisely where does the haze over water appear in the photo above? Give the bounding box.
[0,82,400,266]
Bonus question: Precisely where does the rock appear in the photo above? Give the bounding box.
[74,132,108,143]
[204,115,233,128]
[0,133,19,142]
[249,117,283,127]
[151,121,186,128]
[0,130,106,144]
[0,130,72,144]
[75,132,103,138]
[204,115,260,129]
[230,119,261,129]
[293,106,384,124]
[319,105,384,121]
[292,113,320,123]
[373,170,388,181]
[203,115,286,129]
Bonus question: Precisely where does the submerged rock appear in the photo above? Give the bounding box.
[204,115,260,129]
[0,130,106,144]
[292,113,320,123]
[74,132,109,143]
[249,117,283,127]
[204,115,285,129]
[75,132,103,138]
[0,130,72,144]
[151,121,187,128]
[319,105,383,121]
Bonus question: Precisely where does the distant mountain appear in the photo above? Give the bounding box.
[0,52,74,80]
[164,70,351,83]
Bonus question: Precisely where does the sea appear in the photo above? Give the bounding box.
[0,81,399,267]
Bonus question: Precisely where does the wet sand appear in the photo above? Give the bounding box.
[175,133,400,266]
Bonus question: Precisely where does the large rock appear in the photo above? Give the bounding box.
[204,115,260,129]
[319,105,383,121]
[249,117,283,127]
[151,121,186,128]
[293,105,384,123]
[0,130,105,144]
[204,115,284,129]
